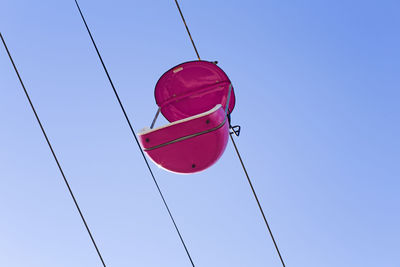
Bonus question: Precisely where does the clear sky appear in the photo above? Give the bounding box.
[1,0,399,266]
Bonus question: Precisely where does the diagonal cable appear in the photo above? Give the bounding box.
[0,32,107,267]
[174,0,201,60]
[172,0,287,264]
[72,1,195,266]
[229,134,286,266]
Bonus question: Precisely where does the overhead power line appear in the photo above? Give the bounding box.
[0,32,107,267]
[171,1,286,265]
[73,1,195,266]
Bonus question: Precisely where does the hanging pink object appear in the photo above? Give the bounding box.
[138,61,235,174]
[155,60,235,122]
[139,105,229,174]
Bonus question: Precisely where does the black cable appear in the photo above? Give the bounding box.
[174,0,201,60]
[172,0,287,263]
[229,134,286,267]
[0,32,107,267]
[72,1,195,266]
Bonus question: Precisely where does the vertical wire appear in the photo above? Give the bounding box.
[72,2,195,266]
[229,134,286,267]
[0,32,107,267]
[172,1,287,264]
[174,0,201,60]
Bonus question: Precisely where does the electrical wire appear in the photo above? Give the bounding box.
[0,32,107,267]
[171,1,287,265]
[72,1,195,266]
[174,0,201,60]
[229,134,286,266]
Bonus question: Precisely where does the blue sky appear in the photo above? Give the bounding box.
[1,0,399,266]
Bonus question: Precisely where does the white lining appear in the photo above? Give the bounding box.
[138,104,222,135]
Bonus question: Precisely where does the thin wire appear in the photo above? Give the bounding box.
[73,1,195,266]
[172,0,286,263]
[0,32,107,267]
[229,134,286,267]
[174,0,201,60]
